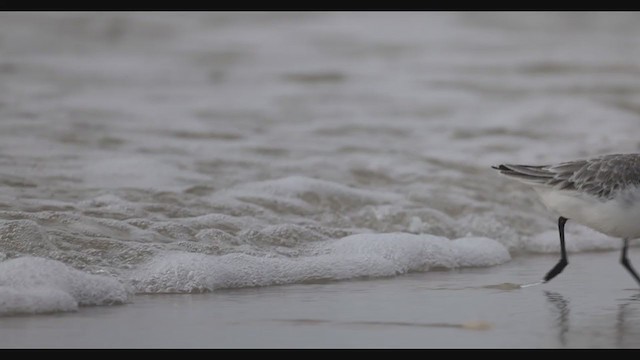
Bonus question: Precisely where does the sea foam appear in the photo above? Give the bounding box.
[130,233,510,293]
[0,257,132,316]
[525,224,620,253]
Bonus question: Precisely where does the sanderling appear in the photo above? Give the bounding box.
[493,153,640,287]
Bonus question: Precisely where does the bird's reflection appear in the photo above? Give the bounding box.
[544,290,640,348]
[615,293,640,347]
[544,291,570,346]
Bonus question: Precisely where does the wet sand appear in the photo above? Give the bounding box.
[1,251,640,348]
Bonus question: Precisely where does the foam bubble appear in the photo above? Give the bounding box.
[0,257,132,316]
[525,224,620,253]
[129,233,510,293]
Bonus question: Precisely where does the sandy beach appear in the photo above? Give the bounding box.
[2,251,639,348]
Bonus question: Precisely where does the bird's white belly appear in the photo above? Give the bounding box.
[534,187,640,239]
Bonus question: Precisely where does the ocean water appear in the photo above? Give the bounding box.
[1,12,640,316]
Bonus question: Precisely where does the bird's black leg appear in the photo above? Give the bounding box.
[543,217,569,283]
[620,238,640,287]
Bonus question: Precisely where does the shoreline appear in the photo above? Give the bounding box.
[2,251,640,348]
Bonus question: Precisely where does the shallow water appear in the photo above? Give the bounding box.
[1,12,640,318]
[2,253,640,348]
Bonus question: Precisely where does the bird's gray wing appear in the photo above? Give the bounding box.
[493,154,640,199]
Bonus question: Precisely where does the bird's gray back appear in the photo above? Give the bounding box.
[496,154,640,199]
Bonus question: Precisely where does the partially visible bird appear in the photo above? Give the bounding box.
[493,153,640,286]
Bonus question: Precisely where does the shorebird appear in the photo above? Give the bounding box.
[493,153,640,287]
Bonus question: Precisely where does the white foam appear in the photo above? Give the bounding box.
[525,224,621,253]
[0,257,132,316]
[129,233,510,293]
